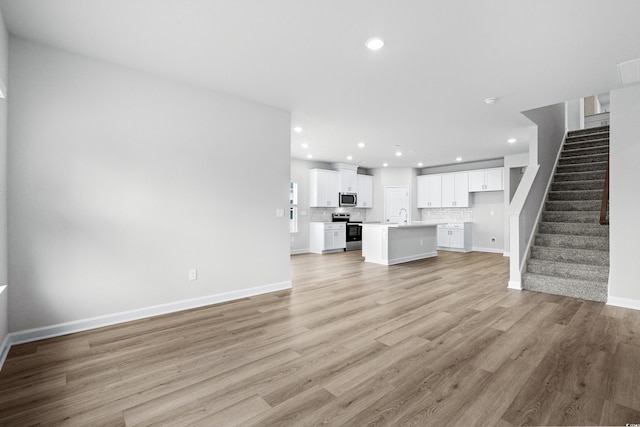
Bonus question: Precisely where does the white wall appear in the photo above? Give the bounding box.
[609,85,640,308]
[0,7,9,359]
[7,38,291,332]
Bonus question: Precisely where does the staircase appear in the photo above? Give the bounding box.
[522,125,609,302]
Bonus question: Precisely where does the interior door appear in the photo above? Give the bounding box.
[385,186,409,224]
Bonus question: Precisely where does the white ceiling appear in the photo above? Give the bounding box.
[1,0,639,168]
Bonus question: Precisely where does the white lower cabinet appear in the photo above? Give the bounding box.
[310,223,346,254]
[437,223,472,252]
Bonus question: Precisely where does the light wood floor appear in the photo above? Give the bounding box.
[1,251,640,426]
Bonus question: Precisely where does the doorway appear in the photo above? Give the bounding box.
[384,186,409,224]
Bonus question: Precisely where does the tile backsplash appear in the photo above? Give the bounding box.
[421,208,473,222]
[310,208,367,222]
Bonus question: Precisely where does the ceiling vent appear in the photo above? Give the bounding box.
[618,58,640,85]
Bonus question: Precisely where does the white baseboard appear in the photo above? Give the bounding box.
[503,252,510,257]
[290,248,309,255]
[508,280,522,290]
[0,280,291,371]
[607,296,640,311]
[472,247,505,254]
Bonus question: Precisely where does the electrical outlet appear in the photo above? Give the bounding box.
[189,268,197,281]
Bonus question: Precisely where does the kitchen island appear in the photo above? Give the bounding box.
[360,223,439,265]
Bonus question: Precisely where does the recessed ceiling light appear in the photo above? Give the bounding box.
[357,142,365,148]
[456,157,462,162]
[293,126,303,133]
[507,138,517,143]
[346,155,353,160]
[395,151,402,157]
[382,162,388,167]
[365,38,384,51]
[306,154,313,159]
[301,142,309,149]
[484,97,497,105]
[417,162,424,167]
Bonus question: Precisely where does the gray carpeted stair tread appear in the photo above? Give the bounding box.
[522,273,607,302]
[545,200,602,211]
[558,153,608,165]
[553,170,606,182]
[539,221,609,237]
[561,145,609,157]
[548,189,603,201]
[526,258,609,282]
[530,245,609,266]
[535,233,608,251]
[564,139,609,151]
[555,161,608,174]
[541,211,601,223]
[567,125,609,137]
[551,179,605,191]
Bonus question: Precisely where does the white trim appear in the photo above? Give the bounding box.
[472,247,504,254]
[0,281,291,371]
[503,252,510,257]
[290,248,309,255]
[508,280,522,290]
[607,296,640,311]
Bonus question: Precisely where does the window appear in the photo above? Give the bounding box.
[290,182,298,233]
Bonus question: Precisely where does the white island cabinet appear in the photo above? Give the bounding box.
[360,223,438,265]
[310,222,346,254]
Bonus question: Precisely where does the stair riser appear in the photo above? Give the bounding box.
[538,222,609,237]
[556,162,607,174]
[522,275,607,302]
[541,211,600,223]
[545,200,601,211]
[558,154,608,165]
[535,234,609,251]
[561,145,609,158]
[565,137,609,147]
[548,190,603,201]
[526,261,609,282]
[530,246,609,266]
[551,180,604,191]
[554,171,606,182]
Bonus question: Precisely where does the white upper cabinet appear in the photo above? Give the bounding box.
[417,175,442,208]
[332,163,358,193]
[356,174,373,208]
[309,169,339,207]
[441,172,469,207]
[469,168,503,192]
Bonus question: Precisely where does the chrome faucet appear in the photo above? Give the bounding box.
[399,208,408,224]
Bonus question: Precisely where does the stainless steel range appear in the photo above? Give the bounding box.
[332,213,362,251]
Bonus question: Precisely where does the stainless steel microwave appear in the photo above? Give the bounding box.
[339,193,357,207]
